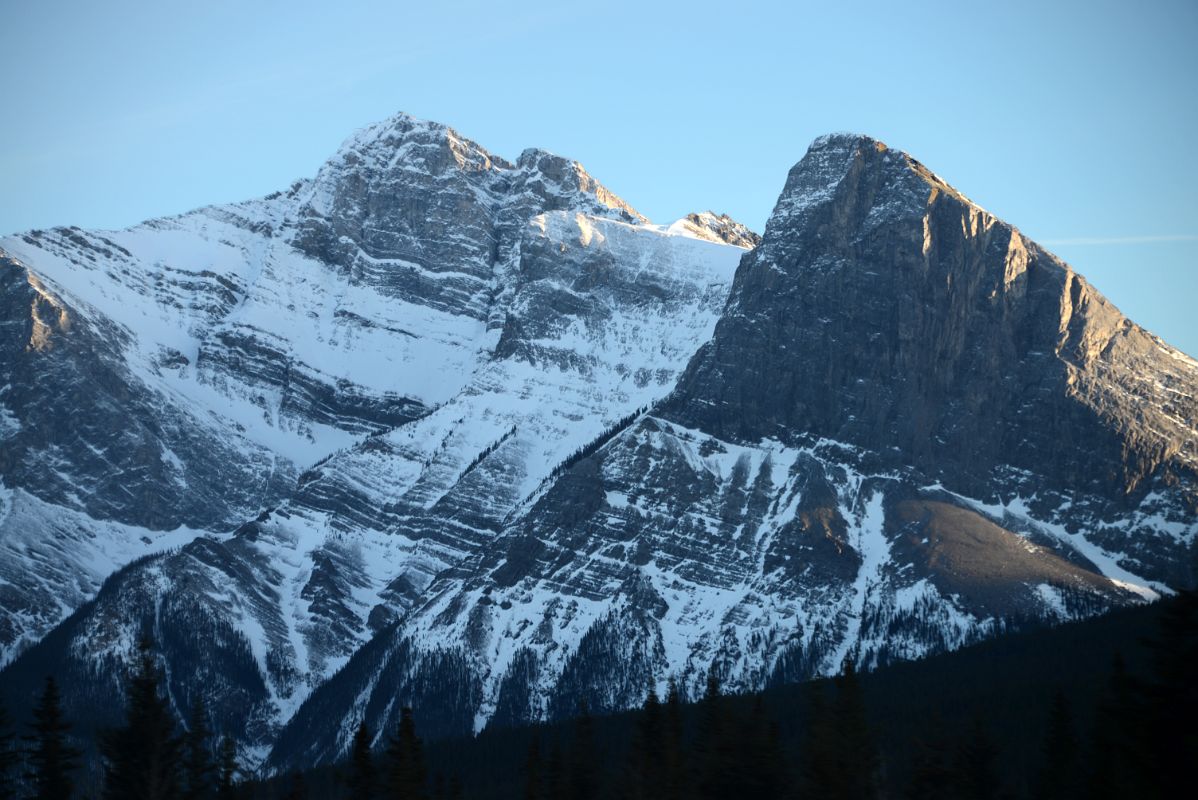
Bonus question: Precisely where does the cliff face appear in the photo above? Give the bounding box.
[665,135,1196,582]
[673,135,1196,506]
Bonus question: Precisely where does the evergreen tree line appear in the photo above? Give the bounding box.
[4,589,1194,799]
[0,637,242,800]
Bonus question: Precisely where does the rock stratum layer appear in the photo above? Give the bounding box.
[0,120,1194,772]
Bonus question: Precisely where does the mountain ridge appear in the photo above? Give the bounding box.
[1,115,1193,773]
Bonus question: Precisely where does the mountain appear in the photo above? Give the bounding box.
[1,118,1195,772]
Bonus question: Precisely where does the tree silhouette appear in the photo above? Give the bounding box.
[954,715,1001,800]
[384,707,426,800]
[182,697,215,800]
[662,678,686,800]
[802,664,880,800]
[215,737,239,800]
[626,686,663,800]
[905,713,956,800]
[522,737,541,800]
[0,699,18,800]
[567,703,596,800]
[24,676,80,800]
[694,673,735,800]
[346,722,375,800]
[101,636,184,800]
[1035,688,1078,799]
[281,773,306,800]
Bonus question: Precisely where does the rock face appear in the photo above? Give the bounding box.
[668,135,1197,583]
[1,120,1195,773]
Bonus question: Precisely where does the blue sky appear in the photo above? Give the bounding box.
[3,0,1196,354]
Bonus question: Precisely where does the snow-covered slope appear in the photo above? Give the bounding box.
[0,112,750,761]
[1,118,1194,774]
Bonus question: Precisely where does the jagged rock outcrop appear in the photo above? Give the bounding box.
[674,211,763,248]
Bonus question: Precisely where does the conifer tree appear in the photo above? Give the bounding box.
[694,673,734,800]
[567,703,596,800]
[101,636,184,800]
[905,713,956,800]
[24,676,80,800]
[802,663,880,800]
[742,696,786,799]
[1035,689,1077,799]
[1141,587,1198,798]
[384,707,426,800]
[629,686,664,800]
[954,715,1001,800]
[800,680,836,797]
[522,737,541,800]
[833,662,879,800]
[215,737,239,800]
[346,722,375,800]
[545,739,566,800]
[662,678,685,800]
[1085,654,1143,800]
[182,697,214,800]
[0,699,17,800]
[281,773,306,800]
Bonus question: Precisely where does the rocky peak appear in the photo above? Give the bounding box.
[513,147,647,224]
[672,211,761,248]
[669,133,1198,513]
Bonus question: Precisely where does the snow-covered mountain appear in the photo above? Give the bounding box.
[1,117,1194,771]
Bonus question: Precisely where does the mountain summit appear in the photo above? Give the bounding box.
[0,117,1193,771]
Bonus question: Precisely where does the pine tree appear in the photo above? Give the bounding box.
[1085,654,1143,800]
[1035,689,1077,799]
[181,697,215,800]
[741,697,786,799]
[905,713,956,800]
[694,673,734,800]
[522,737,541,800]
[346,722,375,800]
[954,715,1001,800]
[0,699,18,800]
[834,661,880,800]
[1141,587,1198,798]
[545,739,566,800]
[101,636,184,800]
[24,676,81,800]
[281,773,306,800]
[215,737,239,800]
[802,664,880,800]
[662,678,685,800]
[801,679,835,796]
[384,708,426,800]
[567,703,597,800]
[629,686,664,800]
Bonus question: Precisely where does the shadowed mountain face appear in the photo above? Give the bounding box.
[1,120,1194,773]
[669,135,1197,511]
